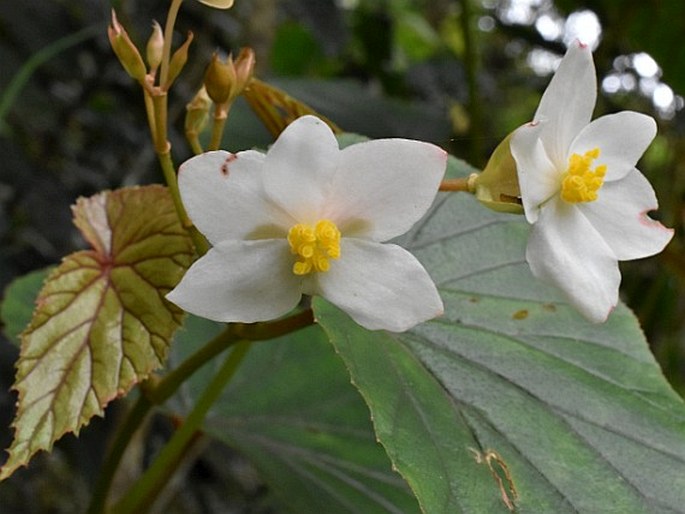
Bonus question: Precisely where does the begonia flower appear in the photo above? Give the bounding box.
[167,115,446,332]
[510,41,673,322]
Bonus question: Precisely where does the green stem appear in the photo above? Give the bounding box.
[207,103,229,151]
[156,142,209,254]
[113,341,252,514]
[159,0,184,88]
[186,130,204,155]
[86,309,314,514]
[152,92,169,153]
[86,395,152,514]
[143,91,157,140]
[152,308,314,404]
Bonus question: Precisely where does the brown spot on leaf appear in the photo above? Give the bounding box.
[543,303,557,312]
[469,297,480,303]
[512,309,528,320]
[470,448,518,511]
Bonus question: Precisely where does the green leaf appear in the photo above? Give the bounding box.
[1,267,51,346]
[315,187,685,513]
[0,185,194,480]
[314,299,507,513]
[167,316,421,514]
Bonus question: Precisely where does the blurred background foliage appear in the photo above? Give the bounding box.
[0,0,683,511]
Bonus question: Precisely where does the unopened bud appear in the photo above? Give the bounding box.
[233,47,255,91]
[165,31,194,90]
[108,10,147,82]
[185,86,212,135]
[204,48,255,105]
[146,21,164,72]
[196,0,235,9]
[204,52,236,104]
[473,132,524,214]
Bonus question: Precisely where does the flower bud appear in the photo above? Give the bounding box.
[185,86,212,136]
[108,10,147,82]
[146,21,164,72]
[196,0,235,9]
[204,52,237,105]
[165,31,194,90]
[473,132,524,214]
[233,47,256,90]
[203,49,255,105]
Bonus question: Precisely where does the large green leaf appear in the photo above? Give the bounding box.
[315,181,685,512]
[168,315,420,514]
[0,185,194,480]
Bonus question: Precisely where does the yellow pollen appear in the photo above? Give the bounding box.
[560,147,607,203]
[287,219,341,276]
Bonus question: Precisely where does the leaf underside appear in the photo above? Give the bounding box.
[0,185,194,480]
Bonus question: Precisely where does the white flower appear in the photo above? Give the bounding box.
[167,115,446,332]
[510,41,673,322]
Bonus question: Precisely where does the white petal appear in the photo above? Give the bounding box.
[322,139,446,241]
[315,239,443,332]
[166,240,302,323]
[580,168,673,260]
[510,121,560,224]
[535,42,596,169]
[570,111,657,182]
[526,200,620,323]
[178,150,292,244]
[263,116,340,223]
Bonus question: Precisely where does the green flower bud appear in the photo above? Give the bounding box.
[204,52,237,105]
[185,86,212,136]
[233,48,255,88]
[203,48,255,105]
[108,10,147,83]
[473,132,524,214]
[165,31,194,90]
[146,21,164,72]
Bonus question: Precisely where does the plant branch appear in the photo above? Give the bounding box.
[159,0,184,88]
[86,395,152,514]
[207,103,229,151]
[85,309,314,514]
[439,176,476,193]
[112,341,252,514]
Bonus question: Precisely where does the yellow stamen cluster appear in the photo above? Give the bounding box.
[287,220,341,275]
[560,147,607,203]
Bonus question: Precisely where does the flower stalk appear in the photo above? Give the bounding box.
[203,49,256,151]
[86,309,314,514]
[112,341,252,514]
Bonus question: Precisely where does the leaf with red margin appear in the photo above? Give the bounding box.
[0,185,194,479]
